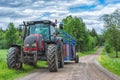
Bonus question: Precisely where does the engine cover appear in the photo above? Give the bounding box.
[24,34,44,51]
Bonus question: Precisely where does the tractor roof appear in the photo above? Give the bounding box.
[23,20,56,26]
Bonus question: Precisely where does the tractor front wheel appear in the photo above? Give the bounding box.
[7,47,22,69]
[46,44,58,72]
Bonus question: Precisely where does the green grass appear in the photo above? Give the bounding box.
[106,51,120,58]
[0,49,47,80]
[98,49,120,76]
[77,47,98,57]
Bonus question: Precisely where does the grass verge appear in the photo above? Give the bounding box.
[0,49,47,80]
[98,49,120,76]
[77,47,98,57]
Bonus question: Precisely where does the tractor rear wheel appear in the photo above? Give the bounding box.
[75,55,79,63]
[7,47,22,69]
[46,44,58,72]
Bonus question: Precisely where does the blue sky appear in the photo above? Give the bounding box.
[0,0,120,34]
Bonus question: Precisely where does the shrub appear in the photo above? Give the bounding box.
[105,43,113,53]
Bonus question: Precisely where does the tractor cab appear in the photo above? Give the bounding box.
[30,23,49,41]
[19,20,58,53]
[22,20,57,42]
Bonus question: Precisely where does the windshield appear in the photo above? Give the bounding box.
[29,23,49,40]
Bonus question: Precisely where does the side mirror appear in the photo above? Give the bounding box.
[59,23,63,30]
[18,26,22,32]
[18,26,22,36]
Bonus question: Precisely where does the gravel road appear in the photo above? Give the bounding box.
[16,48,120,80]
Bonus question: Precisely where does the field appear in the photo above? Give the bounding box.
[0,49,47,80]
[99,49,120,76]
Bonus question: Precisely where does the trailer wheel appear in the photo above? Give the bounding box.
[59,42,64,68]
[75,55,79,63]
[7,47,22,69]
[47,44,58,72]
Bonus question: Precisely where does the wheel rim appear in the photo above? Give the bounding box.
[15,53,21,68]
[55,51,58,69]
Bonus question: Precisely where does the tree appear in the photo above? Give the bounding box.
[102,9,120,58]
[0,28,7,49]
[89,28,99,46]
[62,16,86,51]
[5,22,17,48]
[62,15,98,52]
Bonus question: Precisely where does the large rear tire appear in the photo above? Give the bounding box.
[7,47,22,69]
[46,44,58,72]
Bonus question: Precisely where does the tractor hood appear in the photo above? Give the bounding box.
[24,34,44,51]
[24,35,37,48]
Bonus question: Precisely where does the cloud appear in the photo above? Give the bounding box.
[68,2,120,34]
[0,0,120,34]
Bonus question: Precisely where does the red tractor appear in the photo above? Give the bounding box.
[6,20,64,72]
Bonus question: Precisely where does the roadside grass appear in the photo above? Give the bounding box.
[98,49,120,76]
[107,51,120,58]
[0,49,47,80]
[77,47,98,57]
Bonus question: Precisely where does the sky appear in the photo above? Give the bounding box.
[0,0,120,34]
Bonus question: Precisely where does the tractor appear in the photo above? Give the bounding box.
[6,20,64,72]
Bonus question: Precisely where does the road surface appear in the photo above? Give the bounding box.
[17,48,120,80]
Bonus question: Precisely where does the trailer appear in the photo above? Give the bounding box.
[58,29,79,63]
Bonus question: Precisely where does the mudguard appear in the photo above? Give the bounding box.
[10,44,21,50]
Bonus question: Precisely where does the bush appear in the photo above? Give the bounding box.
[105,43,113,53]
[0,39,7,49]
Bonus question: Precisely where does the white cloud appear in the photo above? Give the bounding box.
[67,2,120,34]
[0,0,120,34]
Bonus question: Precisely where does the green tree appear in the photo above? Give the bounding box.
[102,9,120,58]
[89,28,99,46]
[5,22,17,48]
[62,16,86,51]
[0,28,7,49]
[62,15,98,52]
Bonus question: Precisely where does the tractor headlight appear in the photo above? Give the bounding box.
[32,43,36,47]
[26,44,29,47]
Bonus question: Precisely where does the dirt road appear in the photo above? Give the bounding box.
[17,48,120,80]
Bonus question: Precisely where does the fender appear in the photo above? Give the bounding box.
[10,44,21,50]
[56,37,63,44]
